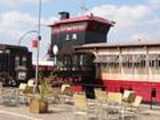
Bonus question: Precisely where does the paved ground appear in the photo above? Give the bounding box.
[0,104,74,120]
[0,88,160,120]
[0,104,159,120]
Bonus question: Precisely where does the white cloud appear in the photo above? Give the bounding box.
[130,33,150,41]
[87,3,160,42]
[0,11,37,41]
[89,4,151,28]
[0,11,57,41]
[1,0,51,6]
[0,11,57,60]
[44,16,58,25]
[149,0,160,9]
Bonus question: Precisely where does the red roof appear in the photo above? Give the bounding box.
[49,14,114,27]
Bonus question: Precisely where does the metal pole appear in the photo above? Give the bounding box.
[17,30,38,45]
[54,55,57,66]
[34,0,42,94]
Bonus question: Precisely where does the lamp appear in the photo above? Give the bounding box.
[34,0,42,94]
[53,45,59,65]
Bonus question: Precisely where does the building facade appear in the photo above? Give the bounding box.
[75,43,160,102]
[49,12,114,57]
[0,44,32,86]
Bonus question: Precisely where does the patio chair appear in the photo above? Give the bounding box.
[61,84,71,94]
[17,83,28,104]
[0,83,3,104]
[129,96,143,111]
[107,92,122,104]
[94,89,108,119]
[60,84,73,104]
[48,87,61,104]
[27,79,35,87]
[18,83,27,94]
[95,88,107,103]
[73,94,99,120]
[122,90,135,103]
[2,88,19,106]
[104,92,123,120]
[120,96,143,120]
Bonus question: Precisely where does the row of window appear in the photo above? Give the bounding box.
[99,64,160,74]
[97,55,160,68]
[0,55,27,71]
[15,56,27,67]
[61,54,94,68]
[65,33,78,41]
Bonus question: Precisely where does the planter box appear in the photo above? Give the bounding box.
[29,98,48,113]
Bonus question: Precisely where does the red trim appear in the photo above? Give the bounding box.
[101,79,160,102]
[71,85,82,93]
[49,15,113,27]
[52,29,86,34]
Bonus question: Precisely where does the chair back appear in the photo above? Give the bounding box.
[61,84,71,93]
[122,90,135,103]
[132,96,143,107]
[18,83,27,91]
[0,82,3,95]
[95,89,107,102]
[107,92,122,104]
[27,80,35,87]
[73,94,88,111]
[52,87,61,95]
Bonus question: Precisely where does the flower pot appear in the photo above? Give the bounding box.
[29,97,48,113]
[39,100,48,113]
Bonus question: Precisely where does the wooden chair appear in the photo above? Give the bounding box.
[27,79,35,87]
[17,83,28,104]
[107,92,122,104]
[94,89,108,120]
[73,94,99,120]
[60,84,73,104]
[18,83,27,93]
[0,83,3,104]
[61,84,71,93]
[122,90,135,103]
[95,89,107,103]
[104,92,123,120]
[121,96,143,120]
[50,87,61,104]
[2,88,19,106]
[130,96,143,111]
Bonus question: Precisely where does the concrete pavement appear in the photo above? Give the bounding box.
[0,104,159,120]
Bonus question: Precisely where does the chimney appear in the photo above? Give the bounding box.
[59,11,70,20]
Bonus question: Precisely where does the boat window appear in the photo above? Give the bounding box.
[122,55,133,68]
[72,33,77,40]
[65,34,70,40]
[99,55,120,73]
[133,55,146,68]
[22,56,27,66]
[151,88,156,98]
[15,56,20,67]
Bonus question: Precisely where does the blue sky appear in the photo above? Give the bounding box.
[0,0,160,60]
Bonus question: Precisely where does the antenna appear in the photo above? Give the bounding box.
[80,0,89,14]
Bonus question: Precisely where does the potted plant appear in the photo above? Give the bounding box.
[29,73,52,113]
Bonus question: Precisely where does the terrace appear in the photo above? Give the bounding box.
[0,82,160,120]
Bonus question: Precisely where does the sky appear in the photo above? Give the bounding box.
[0,0,160,60]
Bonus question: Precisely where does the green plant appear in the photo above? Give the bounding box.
[49,71,57,77]
[39,71,45,80]
[39,79,51,101]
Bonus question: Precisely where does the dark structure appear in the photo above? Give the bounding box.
[0,44,32,86]
[49,12,114,55]
[49,12,114,98]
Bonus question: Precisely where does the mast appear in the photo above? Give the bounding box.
[80,0,88,14]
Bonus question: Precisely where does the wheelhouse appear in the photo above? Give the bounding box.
[75,42,160,102]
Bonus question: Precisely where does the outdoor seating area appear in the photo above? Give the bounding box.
[0,81,150,120]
